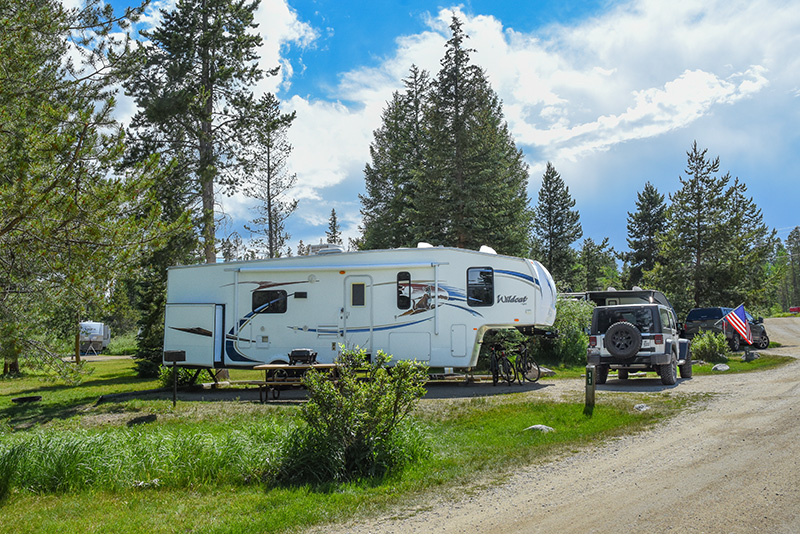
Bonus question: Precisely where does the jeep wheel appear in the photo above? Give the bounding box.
[596,365,609,385]
[755,335,769,350]
[679,358,693,379]
[604,321,642,359]
[660,354,677,385]
[728,336,740,352]
[618,369,629,380]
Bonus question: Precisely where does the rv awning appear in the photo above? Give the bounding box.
[229,262,447,273]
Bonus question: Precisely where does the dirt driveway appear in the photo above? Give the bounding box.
[314,317,800,534]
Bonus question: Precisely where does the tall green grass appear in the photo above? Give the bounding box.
[0,422,288,499]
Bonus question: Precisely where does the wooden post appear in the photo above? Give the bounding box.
[584,364,596,415]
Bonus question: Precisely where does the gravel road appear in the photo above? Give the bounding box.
[313,317,800,534]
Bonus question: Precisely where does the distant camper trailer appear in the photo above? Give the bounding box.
[163,245,557,370]
[79,321,110,354]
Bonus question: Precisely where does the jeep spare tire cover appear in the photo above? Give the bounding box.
[604,321,642,359]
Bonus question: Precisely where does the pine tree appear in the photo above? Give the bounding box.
[360,18,532,256]
[326,209,342,245]
[784,228,800,308]
[531,162,583,288]
[579,237,619,292]
[361,65,430,249]
[124,0,270,264]
[241,94,298,258]
[626,182,667,287]
[1,0,171,374]
[417,17,531,255]
[645,141,775,317]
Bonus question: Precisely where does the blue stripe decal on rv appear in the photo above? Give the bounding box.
[225,340,260,363]
[496,269,540,287]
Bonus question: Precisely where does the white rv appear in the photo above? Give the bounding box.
[79,321,110,354]
[163,245,557,370]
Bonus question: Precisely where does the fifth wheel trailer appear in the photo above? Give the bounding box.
[163,245,557,370]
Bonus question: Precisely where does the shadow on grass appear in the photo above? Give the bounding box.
[1,373,161,430]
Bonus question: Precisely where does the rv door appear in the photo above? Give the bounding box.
[342,275,373,354]
[164,303,224,367]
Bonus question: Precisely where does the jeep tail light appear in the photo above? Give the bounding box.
[589,336,597,348]
[654,334,663,344]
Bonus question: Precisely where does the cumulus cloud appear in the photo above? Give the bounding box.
[253,0,318,95]
[124,0,800,246]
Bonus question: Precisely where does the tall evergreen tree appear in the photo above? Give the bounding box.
[416,17,531,255]
[724,177,778,308]
[625,182,667,287]
[645,141,775,317]
[326,209,343,245]
[784,227,800,308]
[360,65,430,250]
[531,162,583,287]
[360,18,532,256]
[579,237,619,292]
[241,94,298,258]
[124,0,270,263]
[0,0,170,375]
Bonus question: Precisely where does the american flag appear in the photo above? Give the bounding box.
[723,305,752,345]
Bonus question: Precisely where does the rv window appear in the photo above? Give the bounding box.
[467,267,494,307]
[397,272,411,309]
[252,290,288,314]
[352,283,366,307]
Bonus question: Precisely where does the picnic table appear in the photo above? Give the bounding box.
[252,363,339,401]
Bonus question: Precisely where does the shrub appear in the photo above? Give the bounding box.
[690,331,729,363]
[271,348,429,484]
[158,366,213,388]
[530,298,595,366]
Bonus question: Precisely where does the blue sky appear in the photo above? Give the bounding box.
[112,0,800,263]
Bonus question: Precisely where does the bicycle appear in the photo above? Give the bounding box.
[513,344,541,383]
[489,344,515,386]
[489,343,541,385]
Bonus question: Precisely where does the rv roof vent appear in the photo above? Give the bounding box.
[417,242,433,248]
[479,245,497,255]
[606,286,617,291]
[632,286,643,291]
[310,243,345,255]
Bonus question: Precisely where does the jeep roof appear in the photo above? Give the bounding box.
[564,288,674,310]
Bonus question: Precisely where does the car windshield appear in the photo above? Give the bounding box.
[597,307,655,334]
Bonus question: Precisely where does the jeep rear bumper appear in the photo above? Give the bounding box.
[587,349,672,367]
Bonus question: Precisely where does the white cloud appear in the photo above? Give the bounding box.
[124,0,800,248]
[253,0,318,95]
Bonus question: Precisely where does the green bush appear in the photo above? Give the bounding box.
[530,298,595,366]
[271,348,429,484]
[690,331,729,363]
[158,366,213,387]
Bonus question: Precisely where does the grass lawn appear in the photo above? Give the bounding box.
[0,352,791,534]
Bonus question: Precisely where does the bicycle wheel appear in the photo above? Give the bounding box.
[500,356,514,385]
[516,348,540,383]
[490,350,499,386]
[519,354,541,383]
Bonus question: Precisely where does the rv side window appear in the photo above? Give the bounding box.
[352,283,366,307]
[397,272,411,309]
[252,290,288,314]
[467,267,493,307]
